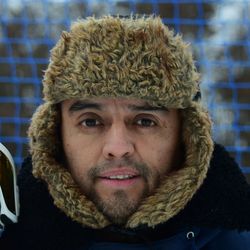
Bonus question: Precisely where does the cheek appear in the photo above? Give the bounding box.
[64,142,93,174]
[62,124,95,166]
[64,146,92,191]
[157,128,182,173]
[138,128,181,175]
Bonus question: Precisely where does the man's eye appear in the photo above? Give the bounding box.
[81,119,101,127]
[136,118,156,127]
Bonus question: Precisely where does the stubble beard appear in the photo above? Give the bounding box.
[88,184,150,225]
[78,159,159,225]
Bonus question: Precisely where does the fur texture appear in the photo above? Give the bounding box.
[43,16,199,107]
[28,16,214,229]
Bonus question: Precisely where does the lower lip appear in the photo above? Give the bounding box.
[98,177,140,188]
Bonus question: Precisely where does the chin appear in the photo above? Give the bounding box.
[94,190,141,224]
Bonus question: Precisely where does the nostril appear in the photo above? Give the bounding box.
[108,152,114,158]
[105,148,132,159]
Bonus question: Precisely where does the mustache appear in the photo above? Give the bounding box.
[88,158,151,179]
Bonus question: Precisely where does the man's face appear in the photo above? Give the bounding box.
[61,97,182,224]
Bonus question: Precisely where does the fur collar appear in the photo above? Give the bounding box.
[17,144,250,233]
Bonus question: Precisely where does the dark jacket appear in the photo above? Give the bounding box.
[1,144,250,250]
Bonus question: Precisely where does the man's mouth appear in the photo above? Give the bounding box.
[104,174,136,180]
[97,168,141,187]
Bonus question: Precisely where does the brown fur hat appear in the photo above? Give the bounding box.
[28,16,213,229]
[43,15,200,107]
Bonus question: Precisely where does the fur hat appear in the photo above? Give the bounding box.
[28,16,213,229]
[43,15,200,107]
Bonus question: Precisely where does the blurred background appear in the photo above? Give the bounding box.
[0,0,249,182]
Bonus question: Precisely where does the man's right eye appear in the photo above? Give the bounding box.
[81,119,101,127]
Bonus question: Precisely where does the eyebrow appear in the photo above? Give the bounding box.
[128,104,169,112]
[68,100,169,113]
[69,101,102,113]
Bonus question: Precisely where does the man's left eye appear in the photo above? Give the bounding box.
[136,118,156,127]
[81,119,101,127]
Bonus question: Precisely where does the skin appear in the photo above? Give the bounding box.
[61,97,183,225]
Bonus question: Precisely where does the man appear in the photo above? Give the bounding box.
[0,15,250,249]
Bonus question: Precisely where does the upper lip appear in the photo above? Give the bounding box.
[99,168,140,178]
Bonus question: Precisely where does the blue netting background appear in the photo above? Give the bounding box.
[0,0,249,179]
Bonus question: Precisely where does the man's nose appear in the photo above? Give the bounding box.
[102,123,135,160]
